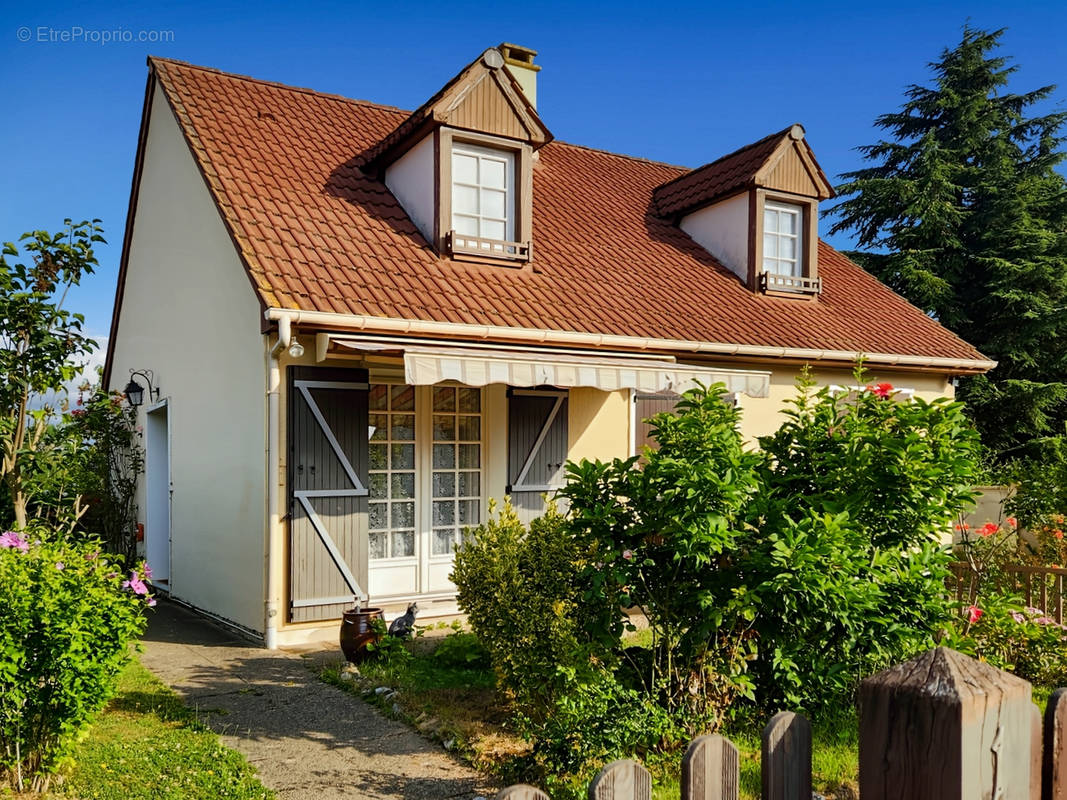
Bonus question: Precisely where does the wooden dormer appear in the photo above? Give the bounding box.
[367,47,551,266]
[654,124,835,297]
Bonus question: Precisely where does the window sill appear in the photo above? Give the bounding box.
[759,271,821,297]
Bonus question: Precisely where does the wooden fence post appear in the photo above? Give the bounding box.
[761,711,811,800]
[681,733,739,800]
[497,786,550,800]
[588,758,651,800]
[859,647,1033,799]
[1044,688,1067,800]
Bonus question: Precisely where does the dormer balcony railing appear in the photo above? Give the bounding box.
[447,231,532,263]
[759,271,822,296]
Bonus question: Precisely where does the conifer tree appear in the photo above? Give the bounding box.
[828,26,1067,459]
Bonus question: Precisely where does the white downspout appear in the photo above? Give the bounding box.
[264,314,291,650]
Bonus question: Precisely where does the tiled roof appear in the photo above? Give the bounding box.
[146,57,988,366]
[652,126,792,217]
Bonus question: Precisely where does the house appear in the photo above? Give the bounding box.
[104,44,994,647]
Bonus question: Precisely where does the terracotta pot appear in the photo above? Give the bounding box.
[339,607,383,664]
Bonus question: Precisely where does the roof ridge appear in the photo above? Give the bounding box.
[146,56,410,117]
[654,123,799,192]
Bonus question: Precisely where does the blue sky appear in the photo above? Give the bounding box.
[1,0,1065,343]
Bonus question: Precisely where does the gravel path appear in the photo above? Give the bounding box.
[140,600,494,800]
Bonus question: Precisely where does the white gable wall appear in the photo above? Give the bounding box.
[385,134,436,244]
[108,82,267,634]
[680,192,750,281]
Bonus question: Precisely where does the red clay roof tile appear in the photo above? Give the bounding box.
[146,57,987,366]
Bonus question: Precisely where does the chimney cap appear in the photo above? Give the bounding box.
[498,42,541,72]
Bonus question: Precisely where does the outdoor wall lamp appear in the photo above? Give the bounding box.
[288,335,305,359]
[124,369,160,407]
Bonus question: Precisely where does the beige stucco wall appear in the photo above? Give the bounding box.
[568,387,632,464]
[108,82,268,633]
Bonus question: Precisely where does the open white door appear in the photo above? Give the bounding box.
[145,402,171,584]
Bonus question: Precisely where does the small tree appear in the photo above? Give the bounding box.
[0,220,102,528]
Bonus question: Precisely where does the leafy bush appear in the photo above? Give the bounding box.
[432,630,491,670]
[452,499,609,713]
[0,527,151,791]
[750,371,980,707]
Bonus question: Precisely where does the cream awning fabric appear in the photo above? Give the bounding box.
[333,343,771,397]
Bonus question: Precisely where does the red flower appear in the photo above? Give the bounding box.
[1006,517,1017,528]
[872,383,894,399]
[978,522,999,538]
[967,605,983,624]
[1056,530,1064,540]
[954,523,971,532]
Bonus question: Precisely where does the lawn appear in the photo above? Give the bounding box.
[54,657,273,800]
[317,629,865,800]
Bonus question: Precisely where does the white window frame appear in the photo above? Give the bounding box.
[367,384,418,563]
[451,143,515,243]
[762,200,804,277]
[428,385,484,560]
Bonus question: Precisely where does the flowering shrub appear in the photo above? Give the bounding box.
[0,526,150,791]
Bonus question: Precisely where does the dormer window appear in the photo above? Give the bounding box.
[451,143,515,250]
[654,123,833,299]
[762,201,802,277]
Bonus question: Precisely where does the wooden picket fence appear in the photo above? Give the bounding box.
[950,561,1067,624]
[496,647,1067,799]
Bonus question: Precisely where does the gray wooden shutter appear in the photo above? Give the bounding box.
[634,391,680,454]
[508,389,568,523]
[288,367,369,622]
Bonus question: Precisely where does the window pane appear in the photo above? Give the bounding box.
[459,471,480,498]
[390,385,415,411]
[459,444,480,469]
[458,388,481,413]
[391,414,415,441]
[781,210,797,234]
[392,501,415,529]
[453,214,479,236]
[433,443,455,468]
[432,529,454,556]
[391,443,414,470]
[453,184,479,215]
[369,444,387,470]
[433,500,455,526]
[459,415,481,441]
[480,219,506,241]
[369,414,387,441]
[391,472,415,499]
[780,237,796,259]
[459,499,479,525]
[780,259,799,277]
[369,503,387,530]
[368,385,388,410]
[433,415,455,441]
[453,153,478,184]
[433,387,456,412]
[392,531,415,558]
[481,188,506,219]
[764,208,777,231]
[369,473,387,500]
[433,471,456,497]
[369,532,388,560]
[763,233,777,259]
[481,157,506,188]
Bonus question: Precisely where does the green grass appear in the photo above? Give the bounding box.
[54,658,273,800]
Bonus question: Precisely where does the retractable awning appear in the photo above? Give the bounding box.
[330,338,770,397]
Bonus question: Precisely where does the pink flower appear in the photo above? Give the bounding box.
[55,562,65,571]
[0,531,29,553]
[147,598,157,608]
[85,550,99,561]
[143,564,153,580]
[122,571,148,596]
[967,605,983,624]
[871,382,893,399]
[1011,611,1025,623]
[622,550,633,561]
[978,522,999,538]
